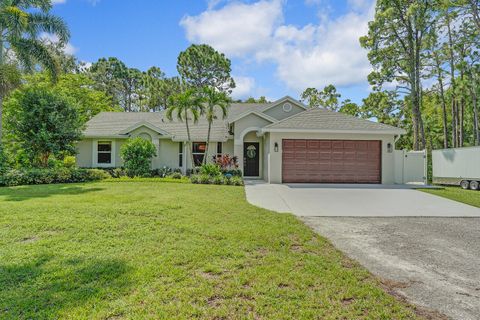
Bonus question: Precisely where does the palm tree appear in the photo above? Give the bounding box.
[202,86,230,164]
[166,89,204,171]
[0,0,70,140]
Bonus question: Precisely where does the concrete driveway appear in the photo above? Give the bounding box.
[304,217,480,320]
[244,182,480,217]
[245,182,480,319]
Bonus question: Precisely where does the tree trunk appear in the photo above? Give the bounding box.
[471,86,480,146]
[0,37,4,142]
[185,111,195,172]
[459,98,464,147]
[0,93,3,143]
[446,10,457,148]
[470,0,480,31]
[434,53,449,148]
[203,121,212,165]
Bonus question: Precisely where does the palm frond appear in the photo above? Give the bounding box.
[0,6,29,38]
[28,12,70,43]
[10,38,59,81]
[11,0,51,12]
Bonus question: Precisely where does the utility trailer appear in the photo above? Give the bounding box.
[432,146,480,190]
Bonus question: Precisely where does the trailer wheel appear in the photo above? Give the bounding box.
[470,180,480,191]
[460,180,470,190]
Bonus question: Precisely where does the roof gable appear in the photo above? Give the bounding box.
[260,96,307,114]
[229,110,277,124]
[117,121,171,136]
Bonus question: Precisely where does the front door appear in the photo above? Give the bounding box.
[244,142,260,177]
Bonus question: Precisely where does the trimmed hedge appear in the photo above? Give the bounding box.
[0,168,111,187]
[190,174,244,186]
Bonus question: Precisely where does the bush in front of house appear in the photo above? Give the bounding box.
[190,163,244,185]
[120,137,157,177]
[199,163,222,177]
[4,86,83,168]
[0,168,110,187]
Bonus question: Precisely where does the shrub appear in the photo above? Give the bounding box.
[190,174,201,184]
[212,175,224,185]
[199,163,222,177]
[63,156,77,168]
[223,169,242,177]
[5,86,83,167]
[212,154,239,171]
[230,176,244,186]
[0,168,110,187]
[154,166,173,178]
[169,172,183,179]
[111,168,127,178]
[120,138,157,177]
[199,174,211,184]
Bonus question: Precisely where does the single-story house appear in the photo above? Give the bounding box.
[76,96,406,184]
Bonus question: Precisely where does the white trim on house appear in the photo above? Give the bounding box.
[229,111,277,124]
[261,96,307,113]
[261,128,406,135]
[92,139,116,167]
[117,121,171,136]
[235,127,265,145]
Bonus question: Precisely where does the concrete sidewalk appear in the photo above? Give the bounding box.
[244,181,480,217]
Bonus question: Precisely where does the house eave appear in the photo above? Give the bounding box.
[261,128,406,135]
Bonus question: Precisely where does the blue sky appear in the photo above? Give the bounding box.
[51,0,374,103]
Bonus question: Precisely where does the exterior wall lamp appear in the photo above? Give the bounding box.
[387,142,393,153]
[274,142,279,152]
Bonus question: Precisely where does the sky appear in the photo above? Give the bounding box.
[50,0,375,103]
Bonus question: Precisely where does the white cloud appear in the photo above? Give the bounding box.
[180,0,283,57]
[231,76,256,99]
[181,0,374,92]
[40,33,78,55]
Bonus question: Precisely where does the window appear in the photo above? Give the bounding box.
[178,142,183,167]
[192,142,206,166]
[97,141,112,164]
[217,142,222,156]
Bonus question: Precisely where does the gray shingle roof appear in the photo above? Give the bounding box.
[264,107,405,133]
[84,101,404,140]
[84,111,230,141]
[84,103,275,141]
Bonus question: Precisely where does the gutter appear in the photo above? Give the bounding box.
[261,128,407,135]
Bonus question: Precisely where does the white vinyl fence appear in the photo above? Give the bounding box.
[394,150,427,185]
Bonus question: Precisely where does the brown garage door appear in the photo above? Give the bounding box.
[282,139,381,183]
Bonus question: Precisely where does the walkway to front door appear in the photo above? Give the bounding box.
[243,142,259,177]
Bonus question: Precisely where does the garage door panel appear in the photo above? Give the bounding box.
[282,139,381,183]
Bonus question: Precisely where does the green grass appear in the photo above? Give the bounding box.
[0,181,421,319]
[421,186,480,208]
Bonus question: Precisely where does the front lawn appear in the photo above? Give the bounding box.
[0,181,421,319]
[421,187,480,208]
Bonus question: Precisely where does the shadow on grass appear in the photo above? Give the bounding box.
[0,184,104,202]
[0,255,131,319]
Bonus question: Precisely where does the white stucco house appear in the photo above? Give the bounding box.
[76,96,407,184]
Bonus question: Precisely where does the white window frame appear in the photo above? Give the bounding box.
[178,142,183,168]
[216,142,223,157]
[192,142,206,167]
[92,139,116,167]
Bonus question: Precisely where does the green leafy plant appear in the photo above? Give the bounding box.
[63,156,77,168]
[199,163,222,177]
[120,138,157,177]
[4,87,83,167]
[0,168,110,187]
[169,172,183,179]
[199,174,211,184]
